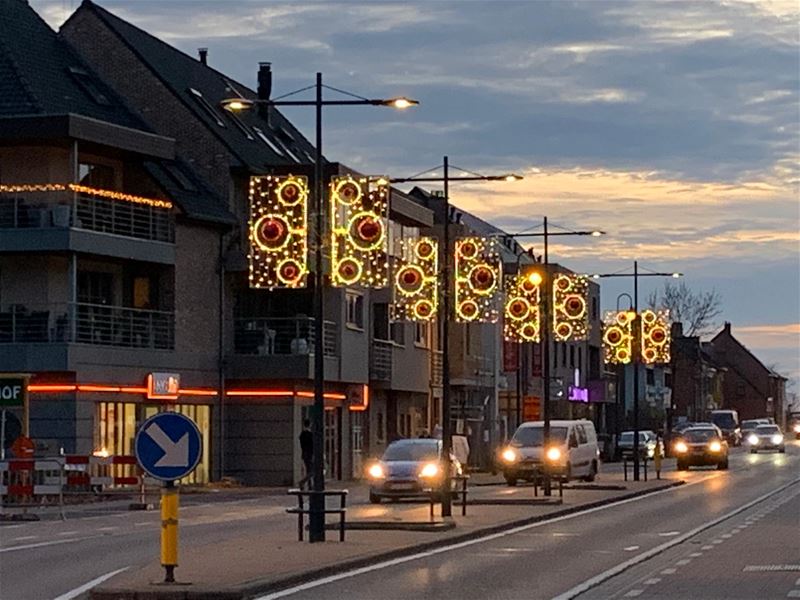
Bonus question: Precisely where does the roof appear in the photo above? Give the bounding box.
[72,0,319,173]
[708,323,786,379]
[0,0,142,128]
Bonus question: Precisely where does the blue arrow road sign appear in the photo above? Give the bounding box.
[135,412,202,481]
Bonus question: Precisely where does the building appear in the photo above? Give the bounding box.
[61,0,434,484]
[670,322,725,424]
[706,322,787,427]
[0,0,235,483]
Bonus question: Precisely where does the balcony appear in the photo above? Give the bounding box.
[0,187,175,263]
[0,302,174,349]
[370,339,393,381]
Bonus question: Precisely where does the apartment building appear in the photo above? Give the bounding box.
[61,0,434,484]
[0,0,235,483]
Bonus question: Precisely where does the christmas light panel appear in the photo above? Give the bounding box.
[641,309,671,364]
[248,175,309,289]
[552,273,589,341]
[454,237,503,323]
[602,310,635,364]
[503,271,541,342]
[330,176,389,288]
[391,237,439,322]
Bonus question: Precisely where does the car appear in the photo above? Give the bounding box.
[499,420,600,485]
[365,438,463,504]
[747,424,786,453]
[789,414,800,440]
[710,409,742,446]
[741,419,771,439]
[616,430,663,460]
[673,426,729,470]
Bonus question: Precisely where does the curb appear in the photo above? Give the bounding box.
[92,480,683,600]
[329,520,456,532]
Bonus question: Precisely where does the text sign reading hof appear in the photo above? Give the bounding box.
[147,372,180,401]
[135,412,202,481]
[0,378,25,407]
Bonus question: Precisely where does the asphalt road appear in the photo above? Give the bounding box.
[259,442,800,600]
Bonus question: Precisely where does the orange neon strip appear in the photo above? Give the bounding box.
[28,384,77,392]
[77,385,121,392]
[295,391,347,400]
[226,390,293,397]
[178,389,218,396]
[120,387,148,394]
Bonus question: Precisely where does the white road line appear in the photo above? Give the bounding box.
[658,531,680,537]
[643,578,661,585]
[52,567,129,600]
[12,535,37,541]
[795,576,800,585]
[786,591,800,598]
[96,526,118,532]
[689,552,703,557]
[712,539,724,544]
[676,559,691,566]
[624,546,640,551]
[58,531,79,536]
[0,537,97,553]
[721,533,732,538]
[623,590,643,598]
[701,545,714,550]
[660,568,677,575]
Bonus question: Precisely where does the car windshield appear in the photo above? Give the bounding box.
[513,426,568,447]
[683,429,718,442]
[711,413,736,429]
[741,420,761,430]
[382,441,439,462]
[755,425,780,434]
[620,432,647,444]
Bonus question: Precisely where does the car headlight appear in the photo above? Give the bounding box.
[735,427,741,434]
[419,463,439,478]
[367,463,385,479]
[674,441,688,453]
[748,434,759,445]
[771,434,784,445]
[501,448,519,463]
[546,447,562,462]
[708,441,722,453]
[793,424,800,433]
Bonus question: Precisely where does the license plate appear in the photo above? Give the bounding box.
[389,483,415,491]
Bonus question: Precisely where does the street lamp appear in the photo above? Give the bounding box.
[390,158,522,517]
[590,261,682,481]
[222,74,417,542]
[504,218,605,495]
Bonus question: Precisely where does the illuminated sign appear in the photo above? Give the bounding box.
[603,310,635,364]
[552,273,589,342]
[147,373,180,400]
[391,237,438,321]
[454,237,503,323]
[503,270,542,342]
[641,309,671,364]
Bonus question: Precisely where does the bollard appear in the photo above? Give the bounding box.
[161,481,178,583]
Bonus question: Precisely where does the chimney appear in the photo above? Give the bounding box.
[258,62,272,101]
[198,48,208,65]
[723,322,731,335]
[671,321,684,339]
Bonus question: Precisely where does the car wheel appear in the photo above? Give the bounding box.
[369,492,382,504]
[779,447,786,454]
[750,449,757,454]
[584,461,597,482]
[505,475,518,486]
[677,460,687,471]
[718,459,729,470]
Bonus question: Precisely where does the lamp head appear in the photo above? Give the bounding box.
[591,230,604,237]
[384,97,419,109]
[528,272,543,286]
[672,272,682,278]
[503,174,523,182]
[221,97,255,112]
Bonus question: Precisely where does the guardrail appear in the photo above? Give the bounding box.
[233,317,337,356]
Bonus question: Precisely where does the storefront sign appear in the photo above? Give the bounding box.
[0,378,25,407]
[147,373,180,401]
[569,386,589,403]
[348,384,369,411]
[523,396,541,421]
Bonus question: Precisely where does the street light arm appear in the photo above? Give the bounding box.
[508,231,603,238]
[591,272,682,279]
[388,174,522,183]
[221,97,418,110]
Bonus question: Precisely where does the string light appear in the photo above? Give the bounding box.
[641,308,671,364]
[503,270,541,342]
[552,273,589,341]
[391,237,438,321]
[602,310,634,364]
[248,175,309,289]
[330,176,389,288]
[0,183,173,209]
[454,237,502,323]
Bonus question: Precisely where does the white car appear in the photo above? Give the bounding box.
[747,424,786,453]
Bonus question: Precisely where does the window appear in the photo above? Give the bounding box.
[414,322,428,347]
[570,345,575,368]
[68,66,111,106]
[576,425,588,444]
[578,347,582,372]
[78,271,114,305]
[188,88,225,127]
[646,368,655,386]
[372,303,389,340]
[592,296,598,320]
[79,162,116,189]
[391,321,406,346]
[561,343,567,367]
[345,292,364,329]
[252,126,284,156]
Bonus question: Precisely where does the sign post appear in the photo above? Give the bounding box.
[135,412,202,584]
[0,376,28,460]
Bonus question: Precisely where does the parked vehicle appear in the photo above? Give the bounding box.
[673,426,729,470]
[710,410,741,446]
[789,413,800,440]
[366,439,463,504]
[747,424,786,453]
[499,420,600,485]
[741,419,771,439]
[616,430,663,460]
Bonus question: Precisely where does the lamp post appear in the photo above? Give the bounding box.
[591,262,681,481]
[222,76,417,542]
[504,219,603,495]
[390,159,521,517]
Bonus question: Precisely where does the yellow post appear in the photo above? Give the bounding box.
[161,481,179,582]
[653,440,663,480]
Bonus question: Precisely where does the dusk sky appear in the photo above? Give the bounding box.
[37,0,799,387]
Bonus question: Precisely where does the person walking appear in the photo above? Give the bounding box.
[298,419,314,490]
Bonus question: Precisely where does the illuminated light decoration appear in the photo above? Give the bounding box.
[641,308,671,364]
[454,237,502,323]
[0,183,173,209]
[391,237,439,322]
[552,273,589,341]
[27,383,218,396]
[603,310,634,364]
[248,175,309,290]
[330,176,389,288]
[503,271,541,343]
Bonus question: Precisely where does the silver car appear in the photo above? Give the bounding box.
[366,439,463,504]
[747,424,786,453]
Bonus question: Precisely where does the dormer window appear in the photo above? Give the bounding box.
[252,126,284,156]
[188,88,225,127]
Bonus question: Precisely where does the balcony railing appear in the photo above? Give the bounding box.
[370,339,393,381]
[431,350,443,386]
[233,317,337,356]
[0,189,174,243]
[0,302,174,350]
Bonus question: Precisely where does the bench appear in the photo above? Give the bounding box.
[427,474,470,519]
[286,488,348,542]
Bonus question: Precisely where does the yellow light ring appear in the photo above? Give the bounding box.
[251,214,292,252]
[347,211,386,251]
[276,259,306,286]
[554,275,573,292]
[554,321,573,341]
[505,296,531,321]
[415,238,437,261]
[457,299,480,322]
[467,263,499,295]
[563,294,586,319]
[412,299,436,321]
[274,177,308,207]
[520,322,540,342]
[332,177,363,206]
[395,264,426,296]
[334,258,363,285]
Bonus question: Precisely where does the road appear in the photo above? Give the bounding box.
[262,442,800,600]
[1,442,797,599]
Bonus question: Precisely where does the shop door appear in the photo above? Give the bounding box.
[351,411,364,479]
[324,408,341,480]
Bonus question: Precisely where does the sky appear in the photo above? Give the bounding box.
[36,0,800,389]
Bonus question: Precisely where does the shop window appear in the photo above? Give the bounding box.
[79,162,116,189]
[414,322,429,347]
[346,292,364,329]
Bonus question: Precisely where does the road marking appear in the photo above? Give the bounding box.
[701,545,714,550]
[58,531,79,536]
[643,578,661,585]
[787,591,800,598]
[676,559,691,566]
[658,531,680,537]
[12,536,37,541]
[624,546,640,551]
[623,591,643,598]
[96,526,118,532]
[689,552,703,557]
[795,576,800,585]
[721,533,732,538]
[712,539,724,544]
[52,567,129,600]
[134,522,152,526]
[661,568,677,575]
[0,537,97,553]
[743,565,800,572]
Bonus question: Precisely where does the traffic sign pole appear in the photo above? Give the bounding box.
[161,480,179,583]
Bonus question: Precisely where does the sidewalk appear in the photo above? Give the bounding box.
[92,470,683,600]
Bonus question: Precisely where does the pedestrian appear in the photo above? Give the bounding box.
[298,419,314,490]
[653,433,663,480]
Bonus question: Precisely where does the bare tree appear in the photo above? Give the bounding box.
[647,281,722,338]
